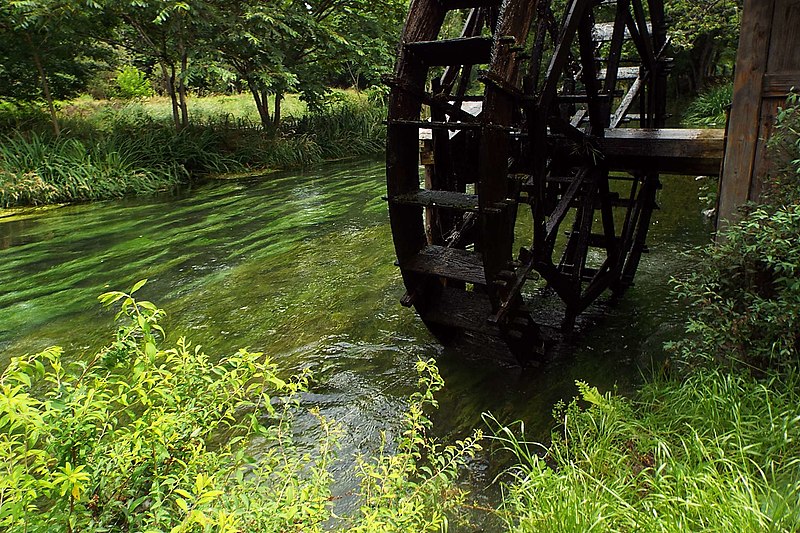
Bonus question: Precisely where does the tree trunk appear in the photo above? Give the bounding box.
[273,92,283,129]
[177,42,189,130]
[161,62,181,131]
[689,34,720,93]
[246,79,271,129]
[27,33,59,136]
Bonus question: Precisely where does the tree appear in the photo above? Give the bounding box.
[105,0,216,131]
[666,0,743,93]
[207,2,299,129]
[209,0,406,129]
[0,1,108,135]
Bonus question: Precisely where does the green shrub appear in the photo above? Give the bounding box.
[0,282,479,532]
[671,204,800,369]
[115,66,155,99]
[763,92,800,205]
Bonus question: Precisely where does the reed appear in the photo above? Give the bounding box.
[0,132,180,207]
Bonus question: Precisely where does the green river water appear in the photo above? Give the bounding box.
[0,157,712,515]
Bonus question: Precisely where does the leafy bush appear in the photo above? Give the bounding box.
[0,283,479,532]
[669,92,800,370]
[763,92,800,205]
[682,84,733,128]
[490,373,800,531]
[115,66,154,99]
[671,204,800,369]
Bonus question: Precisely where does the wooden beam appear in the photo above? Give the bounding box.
[597,128,725,176]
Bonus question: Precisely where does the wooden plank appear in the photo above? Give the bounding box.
[405,36,494,66]
[766,0,800,71]
[401,245,486,284]
[750,98,783,200]
[611,75,643,127]
[598,128,725,175]
[420,287,499,335]
[762,72,800,96]
[545,167,590,240]
[717,0,774,227]
[389,119,485,130]
[390,189,479,211]
[599,66,640,81]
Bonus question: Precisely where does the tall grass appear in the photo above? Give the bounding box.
[0,92,387,207]
[489,372,800,531]
[682,84,733,128]
[0,132,180,207]
[287,100,387,160]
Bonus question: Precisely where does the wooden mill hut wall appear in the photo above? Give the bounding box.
[718,0,800,227]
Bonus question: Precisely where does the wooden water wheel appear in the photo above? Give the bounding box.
[386,0,672,362]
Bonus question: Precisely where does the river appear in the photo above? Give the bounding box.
[0,157,713,517]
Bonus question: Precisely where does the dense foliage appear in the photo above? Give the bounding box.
[0,282,481,532]
[0,0,406,133]
[666,0,742,92]
[0,93,387,207]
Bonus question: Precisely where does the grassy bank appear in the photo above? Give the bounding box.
[0,91,387,208]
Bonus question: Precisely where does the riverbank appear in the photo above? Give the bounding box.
[0,91,386,208]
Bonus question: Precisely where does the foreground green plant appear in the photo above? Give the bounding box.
[490,372,800,532]
[351,359,482,532]
[0,280,330,532]
[0,282,477,532]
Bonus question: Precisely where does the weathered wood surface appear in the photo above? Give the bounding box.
[600,128,725,175]
[718,0,800,227]
[401,245,486,285]
[405,37,494,66]
[420,287,499,336]
[390,189,480,211]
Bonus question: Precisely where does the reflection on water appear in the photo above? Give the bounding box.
[0,158,712,515]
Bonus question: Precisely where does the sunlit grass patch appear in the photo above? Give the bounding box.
[489,371,800,531]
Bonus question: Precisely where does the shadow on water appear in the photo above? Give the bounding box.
[0,158,713,523]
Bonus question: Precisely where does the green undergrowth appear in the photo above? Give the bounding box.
[682,83,733,128]
[489,370,800,531]
[0,94,387,208]
[0,281,480,532]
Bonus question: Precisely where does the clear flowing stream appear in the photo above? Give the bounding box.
[0,157,712,516]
